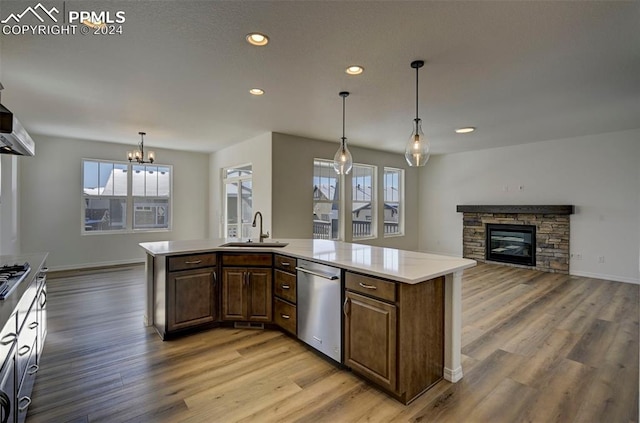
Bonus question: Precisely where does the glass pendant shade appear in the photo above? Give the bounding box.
[333,138,353,175]
[404,118,430,166]
[333,91,352,175]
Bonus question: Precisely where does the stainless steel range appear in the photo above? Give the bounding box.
[0,262,30,300]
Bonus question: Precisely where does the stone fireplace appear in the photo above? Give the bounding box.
[457,205,574,273]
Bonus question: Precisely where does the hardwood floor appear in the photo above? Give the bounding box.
[26,263,638,422]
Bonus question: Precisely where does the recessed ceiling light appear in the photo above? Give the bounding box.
[345,65,364,75]
[249,88,264,96]
[455,127,476,134]
[246,33,269,46]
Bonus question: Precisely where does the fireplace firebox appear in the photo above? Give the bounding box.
[486,224,536,266]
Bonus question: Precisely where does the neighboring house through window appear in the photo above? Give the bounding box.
[383,167,404,236]
[351,163,376,239]
[313,159,340,240]
[82,160,172,233]
[223,164,252,238]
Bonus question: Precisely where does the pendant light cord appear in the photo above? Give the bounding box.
[342,94,346,145]
[415,64,419,122]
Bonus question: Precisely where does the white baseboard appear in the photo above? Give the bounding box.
[570,270,639,285]
[48,258,145,272]
[444,366,463,383]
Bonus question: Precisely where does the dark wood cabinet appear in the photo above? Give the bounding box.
[344,290,397,392]
[167,268,217,332]
[273,255,297,335]
[154,253,218,339]
[221,254,273,322]
[344,271,444,404]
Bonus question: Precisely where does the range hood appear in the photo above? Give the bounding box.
[0,103,35,156]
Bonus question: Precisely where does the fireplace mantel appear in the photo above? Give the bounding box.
[456,205,574,215]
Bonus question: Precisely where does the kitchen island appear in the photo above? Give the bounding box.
[140,238,475,403]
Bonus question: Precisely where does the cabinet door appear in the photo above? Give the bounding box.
[222,268,248,321]
[167,268,217,331]
[344,291,397,393]
[247,269,272,322]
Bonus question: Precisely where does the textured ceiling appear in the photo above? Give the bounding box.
[1,1,639,155]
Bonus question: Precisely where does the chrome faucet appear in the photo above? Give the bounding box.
[252,211,270,242]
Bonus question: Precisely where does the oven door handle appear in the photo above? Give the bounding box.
[295,267,339,280]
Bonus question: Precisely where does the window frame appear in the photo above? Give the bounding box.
[383,167,405,237]
[81,159,173,235]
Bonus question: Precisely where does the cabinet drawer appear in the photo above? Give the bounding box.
[274,298,296,335]
[274,270,296,304]
[345,272,396,302]
[222,253,272,267]
[274,255,297,273]
[168,253,217,272]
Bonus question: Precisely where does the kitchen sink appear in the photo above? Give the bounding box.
[219,241,289,248]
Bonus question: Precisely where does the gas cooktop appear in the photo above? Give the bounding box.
[0,262,31,300]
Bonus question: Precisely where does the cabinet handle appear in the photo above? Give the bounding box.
[27,364,39,375]
[343,298,350,316]
[184,260,202,265]
[281,314,290,319]
[358,282,377,290]
[18,345,31,356]
[0,391,9,422]
[40,291,47,307]
[18,396,31,412]
[281,284,290,289]
[0,333,16,345]
[281,262,290,267]
[213,271,217,283]
[41,267,49,273]
[29,322,39,330]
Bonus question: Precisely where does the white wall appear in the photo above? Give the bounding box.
[209,132,273,239]
[271,132,420,251]
[419,129,640,284]
[20,135,210,270]
[0,155,20,255]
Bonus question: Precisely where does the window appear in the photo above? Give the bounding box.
[132,165,171,230]
[82,160,172,233]
[351,164,376,239]
[313,159,340,240]
[383,167,404,236]
[223,164,252,238]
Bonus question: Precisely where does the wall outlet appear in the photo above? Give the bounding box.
[598,256,605,263]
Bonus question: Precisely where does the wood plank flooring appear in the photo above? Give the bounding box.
[26,263,638,422]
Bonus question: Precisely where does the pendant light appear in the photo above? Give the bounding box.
[404,60,430,167]
[333,91,353,175]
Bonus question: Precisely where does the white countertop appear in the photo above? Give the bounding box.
[139,239,476,284]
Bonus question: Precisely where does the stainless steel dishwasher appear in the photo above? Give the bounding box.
[296,259,342,363]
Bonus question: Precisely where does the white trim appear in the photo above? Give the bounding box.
[48,258,144,272]
[444,271,464,383]
[570,270,639,285]
[444,366,464,383]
